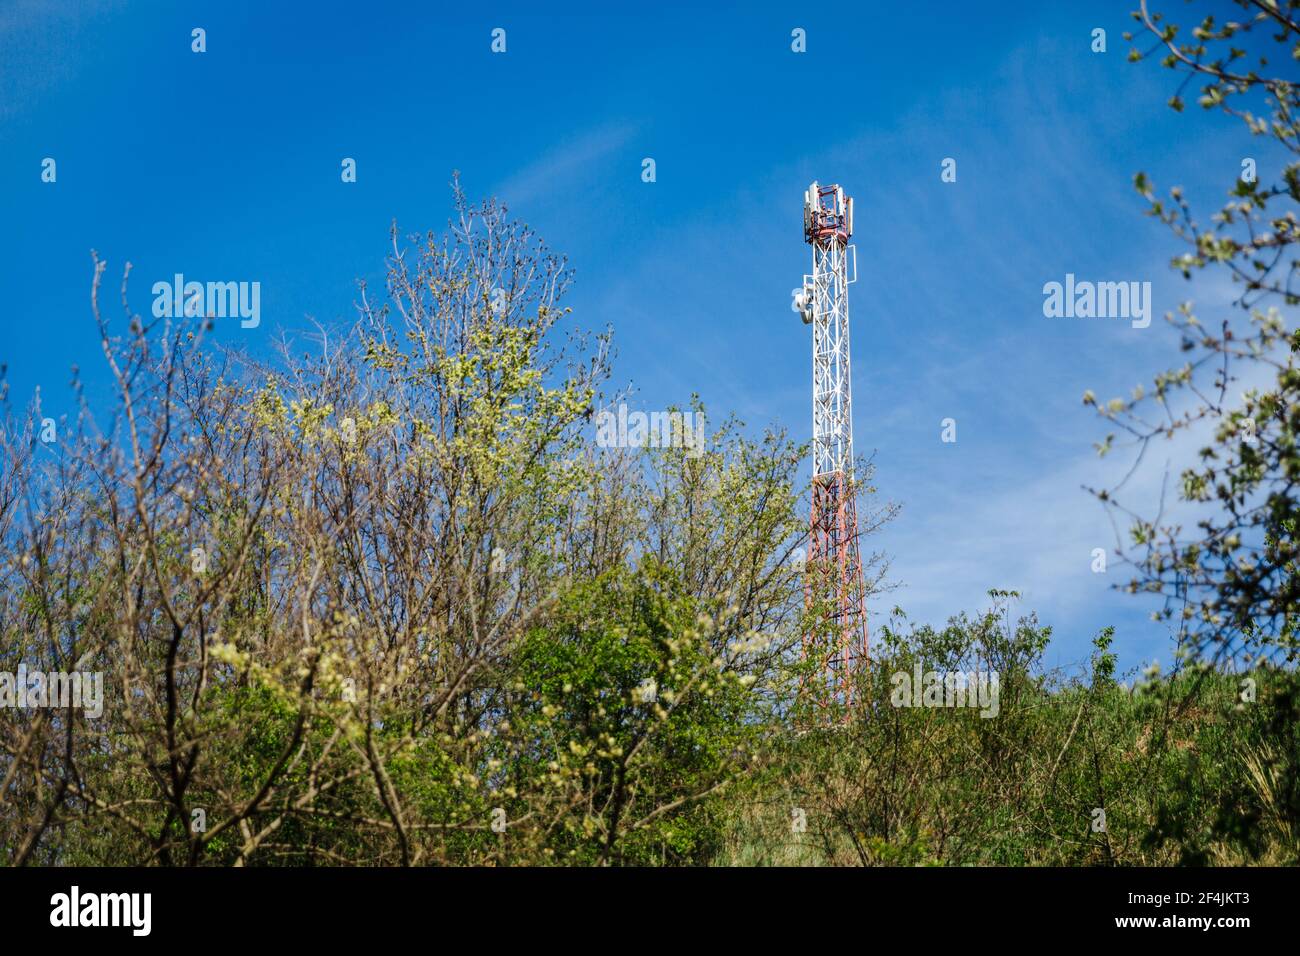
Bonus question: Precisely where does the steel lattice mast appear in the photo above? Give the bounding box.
[795,182,867,712]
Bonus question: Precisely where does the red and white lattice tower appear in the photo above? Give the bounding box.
[795,182,867,712]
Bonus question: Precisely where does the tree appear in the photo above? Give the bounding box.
[1088,0,1300,664]
[0,182,841,866]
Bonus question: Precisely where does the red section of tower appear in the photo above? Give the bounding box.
[806,471,868,711]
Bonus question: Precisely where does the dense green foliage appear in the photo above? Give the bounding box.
[717,598,1300,866]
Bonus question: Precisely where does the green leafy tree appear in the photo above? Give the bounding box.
[1087,1,1300,664]
[0,182,838,866]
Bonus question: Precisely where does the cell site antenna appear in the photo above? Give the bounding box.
[796,182,867,713]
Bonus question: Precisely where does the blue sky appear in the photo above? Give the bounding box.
[0,0,1284,675]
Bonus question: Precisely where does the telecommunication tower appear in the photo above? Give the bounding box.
[794,182,868,712]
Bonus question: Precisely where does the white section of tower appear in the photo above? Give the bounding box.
[803,183,856,480]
